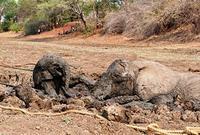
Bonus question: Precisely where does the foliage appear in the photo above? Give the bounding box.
[17,0,38,21]
[9,23,21,33]
[82,1,93,16]
[104,0,200,42]
[3,0,18,19]
[24,18,51,35]
[0,0,18,31]
[36,0,66,27]
[0,0,124,34]
[1,20,10,31]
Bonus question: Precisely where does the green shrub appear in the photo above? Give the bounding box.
[82,24,95,35]
[0,24,3,33]
[24,19,52,35]
[9,23,21,33]
[1,20,11,32]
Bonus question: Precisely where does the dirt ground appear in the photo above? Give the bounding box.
[0,32,200,134]
[0,113,139,135]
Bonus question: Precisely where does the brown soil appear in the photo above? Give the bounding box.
[0,113,139,135]
[0,31,200,134]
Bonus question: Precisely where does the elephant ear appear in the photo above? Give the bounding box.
[134,60,179,101]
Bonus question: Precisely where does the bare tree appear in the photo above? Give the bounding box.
[0,0,6,22]
[66,0,87,29]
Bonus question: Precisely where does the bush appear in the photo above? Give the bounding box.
[0,25,3,33]
[9,23,21,33]
[24,19,52,35]
[1,20,11,32]
[104,0,200,42]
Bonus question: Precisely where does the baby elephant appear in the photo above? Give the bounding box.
[33,54,71,100]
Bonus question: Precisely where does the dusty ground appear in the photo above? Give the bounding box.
[0,113,139,135]
[0,32,200,134]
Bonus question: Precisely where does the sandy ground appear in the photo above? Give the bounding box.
[0,113,139,135]
[0,32,200,134]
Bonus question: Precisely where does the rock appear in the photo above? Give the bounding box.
[52,104,68,112]
[13,84,33,108]
[35,126,41,130]
[196,111,200,122]
[88,99,105,110]
[154,105,170,115]
[171,111,182,121]
[81,96,95,106]
[33,54,71,99]
[132,116,150,124]
[181,110,198,122]
[4,87,16,97]
[0,85,6,101]
[128,105,143,113]
[106,95,140,105]
[193,100,200,111]
[123,101,154,110]
[66,104,85,110]
[88,108,99,114]
[183,101,194,110]
[102,103,131,123]
[66,98,85,107]
[2,96,24,108]
[30,98,52,110]
[12,84,52,110]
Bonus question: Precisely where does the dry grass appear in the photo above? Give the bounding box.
[104,0,200,42]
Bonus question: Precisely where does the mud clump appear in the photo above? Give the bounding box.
[0,84,53,110]
[0,85,7,101]
[33,54,71,99]
[181,110,198,122]
[102,103,132,123]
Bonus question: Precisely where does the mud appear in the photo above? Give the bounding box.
[0,55,200,133]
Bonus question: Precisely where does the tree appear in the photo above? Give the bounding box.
[37,0,67,28]
[93,0,122,28]
[0,0,18,31]
[65,0,88,29]
[17,0,38,21]
[0,0,6,18]
[0,0,18,20]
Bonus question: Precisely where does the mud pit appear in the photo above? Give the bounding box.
[0,33,200,135]
[0,53,200,134]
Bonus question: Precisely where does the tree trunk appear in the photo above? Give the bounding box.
[79,12,87,30]
[94,1,100,28]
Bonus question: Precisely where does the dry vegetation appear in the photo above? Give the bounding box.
[104,0,200,42]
